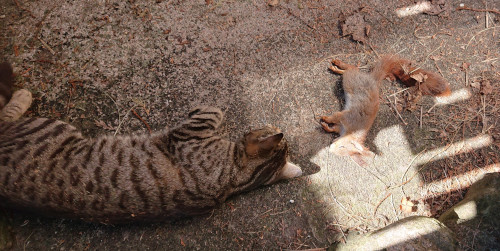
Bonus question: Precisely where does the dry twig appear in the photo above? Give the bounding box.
[131,108,152,134]
[37,37,56,55]
[13,0,35,18]
[457,6,500,15]
[466,26,499,49]
[373,192,391,217]
[420,106,423,128]
[387,88,410,97]
[386,96,408,125]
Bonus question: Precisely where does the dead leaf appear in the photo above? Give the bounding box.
[428,128,440,133]
[439,130,448,139]
[342,12,369,44]
[320,36,328,44]
[296,228,303,238]
[429,55,442,61]
[395,102,403,113]
[226,202,235,211]
[410,72,428,83]
[480,80,493,95]
[14,45,19,56]
[470,81,480,89]
[94,120,115,130]
[461,62,470,71]
[180,238,186,246]
[267,0,279,7]
[423,0,451,16]
[400,196,416,213]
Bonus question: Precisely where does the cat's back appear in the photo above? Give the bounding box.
[0,114,224,222]
[0,117,92,212]
[0,117,85,160]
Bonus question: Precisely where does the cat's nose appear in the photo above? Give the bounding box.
[280,162,302,179]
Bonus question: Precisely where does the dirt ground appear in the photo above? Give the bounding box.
[0,0,499,250]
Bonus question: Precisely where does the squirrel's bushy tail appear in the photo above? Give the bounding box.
[0,62,14,109]
[371,55,403,83]
[372,55,451,97]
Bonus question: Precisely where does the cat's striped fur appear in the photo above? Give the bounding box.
[0,63,302,223]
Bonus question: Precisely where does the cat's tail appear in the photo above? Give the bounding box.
[0,62,14,109]
[372,55,451,97]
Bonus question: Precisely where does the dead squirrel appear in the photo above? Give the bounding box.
[320,55,450,166]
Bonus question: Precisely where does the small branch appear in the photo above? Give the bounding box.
[392,150,425,192]
[457,6,500,15]
[466,26,499,49]
[114,104,138,136]
[368,42,380,59]
[387,87,410,97]
[285,8,315,30]
[37,37,55,55]
[14,0,35,18]
[391,194,400,220]
[131,108,152,134]
[332,215,347,243]
[481,95,487,133]
[386,96,408,125]
[430,57,444,77]
[373,192,391,217]
[427,103,438,113]
[409,42,443,75]
[351,156,388,187]
[420,106,423,129]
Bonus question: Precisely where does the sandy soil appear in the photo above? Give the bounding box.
[0,0,499,250]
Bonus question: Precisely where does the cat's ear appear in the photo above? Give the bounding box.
[245,133,283,156]
[259,133,283,151]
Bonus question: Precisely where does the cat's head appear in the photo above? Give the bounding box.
[234,126,302,193]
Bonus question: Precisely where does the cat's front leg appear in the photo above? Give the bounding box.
[0,89,32,122]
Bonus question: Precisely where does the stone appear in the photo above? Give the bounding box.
[439,172,500,250]
[332,216,457,251]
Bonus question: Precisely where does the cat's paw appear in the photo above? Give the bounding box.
[0,89,32,122]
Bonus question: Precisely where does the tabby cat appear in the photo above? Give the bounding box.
[0,63,302,223]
